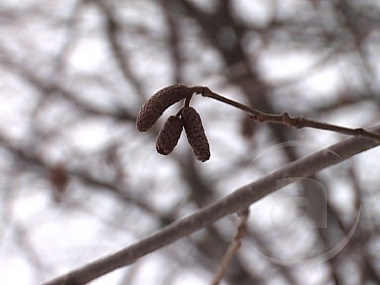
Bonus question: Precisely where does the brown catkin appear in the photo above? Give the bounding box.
[156,116,183,155]
[181,107,210,162]
[136,84,191,132]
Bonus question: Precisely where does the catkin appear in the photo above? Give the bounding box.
[136,84,191,132]
[181,107,210,162]
[156,116,183,155]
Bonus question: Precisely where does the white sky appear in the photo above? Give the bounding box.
[1,1,380,284]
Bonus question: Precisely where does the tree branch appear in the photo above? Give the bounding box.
[43,125,380,285]
[195,86,380,141]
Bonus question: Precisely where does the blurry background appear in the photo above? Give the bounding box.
[1,0,380,284]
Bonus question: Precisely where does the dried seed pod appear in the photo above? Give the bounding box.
[136,84,191,132]
[181,106,210,162]
[156,115,183,155]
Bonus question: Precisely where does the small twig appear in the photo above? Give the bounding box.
[194,86,380,142]
[211,208,250,285]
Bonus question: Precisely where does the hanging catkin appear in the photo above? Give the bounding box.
[181,107,210,162]
[156,115,183,155]
[136,84,191,132]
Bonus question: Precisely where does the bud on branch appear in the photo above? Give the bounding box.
[181,106,210,162]
[136,84,191,132]
[156,115,183,155]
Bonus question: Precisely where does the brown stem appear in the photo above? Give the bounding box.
[198,87,380,142]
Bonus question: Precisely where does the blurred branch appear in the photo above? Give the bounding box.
[161,0,184,82]
[43,124,380,285]
[96,0,146,100]
[0,46,135,121]
[211,208,250,285]
[0,132,169,225]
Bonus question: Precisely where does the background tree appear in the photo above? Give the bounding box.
[1,0,380,284]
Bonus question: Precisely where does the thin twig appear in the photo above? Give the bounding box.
[211,208,250,285]
[194,86,380,142]
[43,125,380,285]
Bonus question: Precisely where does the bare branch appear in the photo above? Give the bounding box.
[211,208,250,285]
[43,125,380,285]
[196,86,380,141]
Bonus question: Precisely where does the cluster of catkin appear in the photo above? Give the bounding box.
[136,84,210,162]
